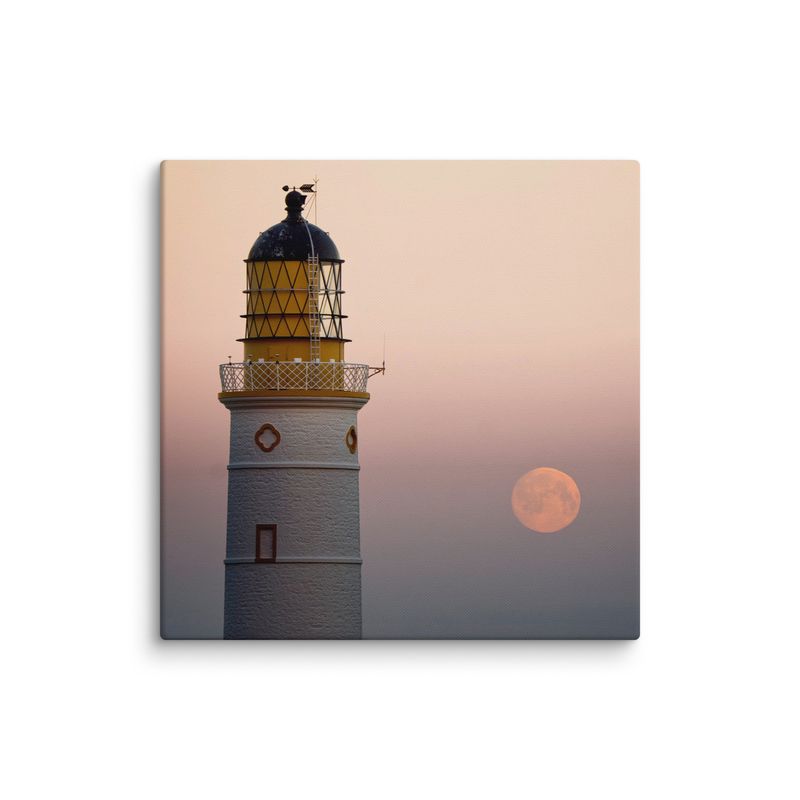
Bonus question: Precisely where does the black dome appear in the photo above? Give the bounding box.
[247,193,342,262]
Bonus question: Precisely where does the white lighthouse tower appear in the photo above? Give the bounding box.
[218,186,381,639]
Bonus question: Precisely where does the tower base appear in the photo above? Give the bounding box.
[224,561,362,639]
[219,394,368,640]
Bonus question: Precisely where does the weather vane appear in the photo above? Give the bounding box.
[282,179,319,222]
[282,183,316,193]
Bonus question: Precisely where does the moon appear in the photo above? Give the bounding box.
[511,467,581,533]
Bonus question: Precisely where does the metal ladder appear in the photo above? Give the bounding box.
[307,255,320,362]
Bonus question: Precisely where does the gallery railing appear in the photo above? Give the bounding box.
[219,361,375,393]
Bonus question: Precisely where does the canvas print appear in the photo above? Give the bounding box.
[161,160,639,639]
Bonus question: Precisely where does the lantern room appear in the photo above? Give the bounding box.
[239,189,347,363]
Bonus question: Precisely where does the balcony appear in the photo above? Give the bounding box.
[219,361,376,394]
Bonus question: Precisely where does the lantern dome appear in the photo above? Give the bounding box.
[247,191,342,262]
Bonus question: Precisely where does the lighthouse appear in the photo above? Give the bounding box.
[218,186,380,639]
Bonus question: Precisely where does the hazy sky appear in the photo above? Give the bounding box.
[162,160,639,638]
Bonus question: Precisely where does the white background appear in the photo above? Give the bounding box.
[2,2,798,798]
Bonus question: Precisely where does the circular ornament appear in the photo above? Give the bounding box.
[255,423,281,453]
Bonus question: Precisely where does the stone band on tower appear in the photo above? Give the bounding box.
[218,187,381,639]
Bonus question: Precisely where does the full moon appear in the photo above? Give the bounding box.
[511,467,581,533]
